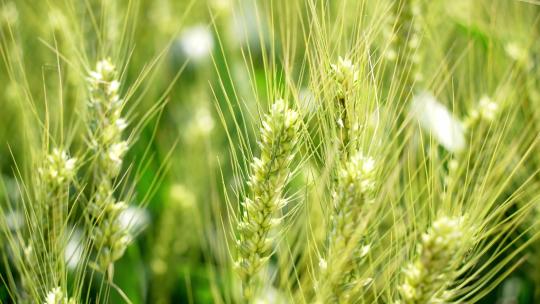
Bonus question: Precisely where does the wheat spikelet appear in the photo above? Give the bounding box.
[234,99,301,300]
[397,216,473,304]
[85,59,130,274]
[43,287,77,304]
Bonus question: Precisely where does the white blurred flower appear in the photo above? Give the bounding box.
[1,2,18,26]
[194,107,215,136]
[319,258,328,271]
[178,25,214,62]
[298,88,317,114]
[118,206,150,238]
[169,184,196,209]
[505,42,532,69]
[230,2,267,50]
[385,48,397,61]
[211,0,232,12]
[184,106,215,143]
[359,244,371,257]
[4,210,23,231]
[65,229,83,270]
[253,286,287,304]
[499,277,523,303]
[411,91,465,153]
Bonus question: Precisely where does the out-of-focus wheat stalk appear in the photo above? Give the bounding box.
[396,216,473,303]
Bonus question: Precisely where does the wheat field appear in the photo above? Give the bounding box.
[1,0,540,303]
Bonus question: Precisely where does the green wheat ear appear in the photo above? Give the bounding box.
[397,215,473,304]
[85,59,130,275]
[234,99,301,300]
[22,148,77,297]
[329,56,360,154]
[317,152,376,303]
[391,0,424,90]
[39,149,77,246]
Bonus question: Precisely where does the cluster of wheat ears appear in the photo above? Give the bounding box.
[1,0,540,303]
